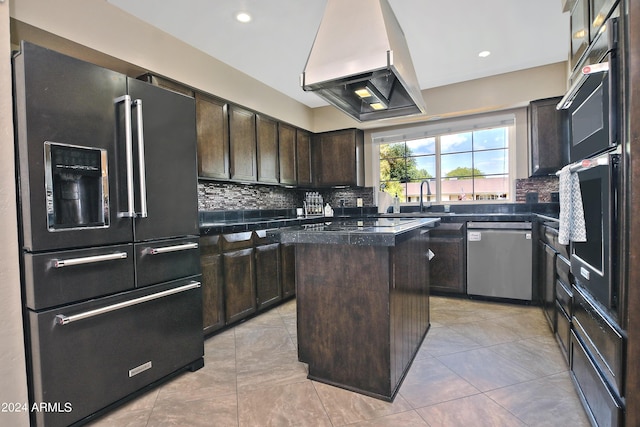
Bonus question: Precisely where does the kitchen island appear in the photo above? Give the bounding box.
[270,217,439,401]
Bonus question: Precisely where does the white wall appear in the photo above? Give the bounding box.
[0,0,30,425]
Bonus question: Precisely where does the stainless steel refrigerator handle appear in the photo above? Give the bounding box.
[115,95,136,218]
[53,252,128,268]
[55,281,201,326]
[133,99,148,218]
[149,242,199,255]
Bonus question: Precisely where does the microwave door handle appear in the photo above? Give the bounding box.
[133,99,148,218]
[115,95,136,218]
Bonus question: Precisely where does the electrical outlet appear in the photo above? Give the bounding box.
[356,198,363,207]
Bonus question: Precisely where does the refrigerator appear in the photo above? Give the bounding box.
[13,42,204,427]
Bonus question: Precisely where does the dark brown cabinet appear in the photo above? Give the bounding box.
[256,114,279,184]
[529,97,566,176]
[200,235,225,334]
[429,223,466,294]
[222,232,256,323]
[229,105,257,182]
[278,123,297,185]
[296,130,313,186]
[281,243,296,298]
[312,128,364,187]
[255,230,282,310]
[196,93,230,179]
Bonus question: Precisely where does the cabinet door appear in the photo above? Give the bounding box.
[313,129,364,187]
[429,237,465,294]
[281,244,296,298]
[255,243,282,309]
[201,253,224,333]
[256,114,279,184]
[223,248,256,323]
[529,97,566,176]
[279,123,297,185]
[196,93,229,179]
[229,105,257,182]
[296,130,313,186]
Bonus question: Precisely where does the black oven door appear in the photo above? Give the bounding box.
[571,153,619,315]
[568,49,617,163]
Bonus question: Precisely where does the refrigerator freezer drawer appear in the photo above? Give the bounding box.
[135,237,201,287]
[23,244,135,310]
[27,278,204,427]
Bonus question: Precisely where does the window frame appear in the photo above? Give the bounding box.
[373,114,516,205]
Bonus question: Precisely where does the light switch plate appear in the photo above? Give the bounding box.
[356,198,363,207]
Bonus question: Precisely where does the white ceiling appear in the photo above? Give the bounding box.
[107,0,569,109]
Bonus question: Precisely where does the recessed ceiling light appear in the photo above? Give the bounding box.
[236,12,252,23]
[478,50,491,58]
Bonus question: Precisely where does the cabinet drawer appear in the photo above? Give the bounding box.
[254,229,279,245]
[570,331,623,427]
[556,254,572,286]
[573,286,625,396]
[221,232,254,251]
[430,222,464,237]
[556,279,573,317]
[556,301,571,362]
[23,244,135,310]
[199,234,221,255]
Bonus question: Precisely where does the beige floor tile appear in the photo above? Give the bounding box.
[85,296,591,427]
[237,381,331,427]
[399,357,480,408]
[437,347,539,391]
[416,393,527,427]
[486,372,591,426]
[312,380,414,426]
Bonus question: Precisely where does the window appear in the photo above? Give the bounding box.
[378,122,511,203]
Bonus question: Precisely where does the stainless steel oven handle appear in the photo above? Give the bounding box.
[115,95,136,218]
[53,252,128,268]
[556,61,609,110]
[149,242,199,255]
[133,99,148,218]
[55,281,201,326]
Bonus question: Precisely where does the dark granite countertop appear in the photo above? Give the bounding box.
[267,218,441,246]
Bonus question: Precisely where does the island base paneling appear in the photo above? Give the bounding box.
[295,228,430,401]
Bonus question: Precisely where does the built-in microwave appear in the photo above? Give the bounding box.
[558,15,619,163]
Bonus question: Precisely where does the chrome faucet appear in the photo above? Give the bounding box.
[419,180,432,212]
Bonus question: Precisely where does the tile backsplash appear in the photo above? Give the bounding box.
[198,181,375,211]
[515,176,559,203]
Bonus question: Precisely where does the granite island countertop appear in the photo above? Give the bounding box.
[268,217,440,246]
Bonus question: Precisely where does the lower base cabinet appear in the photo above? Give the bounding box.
[429,223,465,294]
[200,229,293,333]
[200,235,225,334]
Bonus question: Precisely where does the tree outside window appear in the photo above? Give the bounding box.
[379,127,509,203]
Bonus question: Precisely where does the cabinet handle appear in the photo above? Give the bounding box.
[148,242,199,255]
[55,281,201,325]
[427,249,435,261]
[53,252,128,268]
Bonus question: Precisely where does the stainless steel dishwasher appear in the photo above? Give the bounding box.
[466,222,533,301]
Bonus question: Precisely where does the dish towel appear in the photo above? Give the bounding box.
[558,164,587,245]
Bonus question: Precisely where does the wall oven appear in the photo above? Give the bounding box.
[570,151,620,316]
[558,14,619,163]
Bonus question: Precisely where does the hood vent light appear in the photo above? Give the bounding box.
[301,0,426,122]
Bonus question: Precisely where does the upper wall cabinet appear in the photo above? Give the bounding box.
[296,130,313,187]
[312,128,364,187]
[529,97,567,176]
[278,123,297,186]
[229,105,257,182]
[196,93,230,180]
[256,114,279,184]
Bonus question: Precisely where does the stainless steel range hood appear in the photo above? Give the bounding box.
[301,0,426,122]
